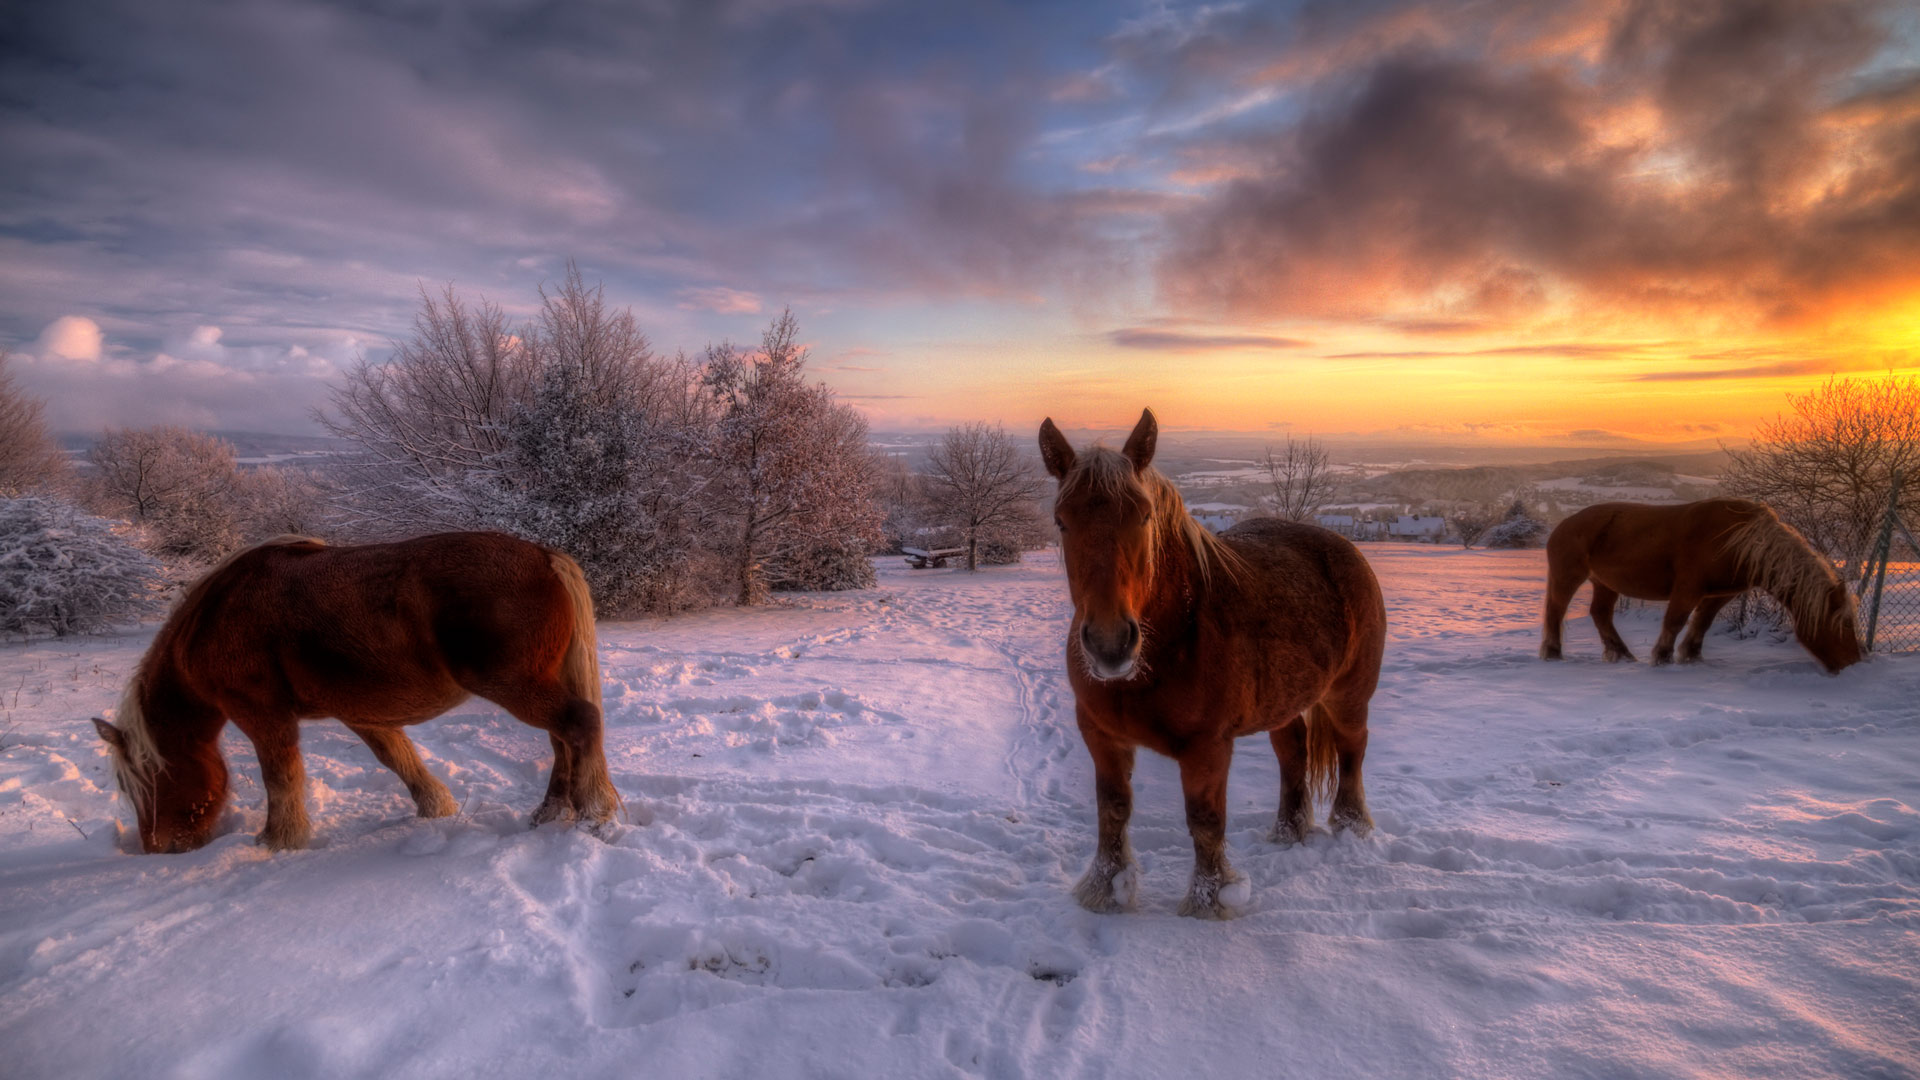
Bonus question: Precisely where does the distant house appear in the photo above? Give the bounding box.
[1391,515,1447,541]
[1318,514,1388,541]
[1189,503,1248,533]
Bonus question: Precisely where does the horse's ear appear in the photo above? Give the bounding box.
[1122,408,1157,473]
[1038,418,1075,480]
[92,717,125,750]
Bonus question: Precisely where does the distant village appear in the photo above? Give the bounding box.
[1190,504,1447,542]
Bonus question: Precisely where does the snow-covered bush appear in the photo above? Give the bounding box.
[0,497,162,637]
[1481,515,1548,548]
[484,348,718,614]
[766,540,878,592]
[1481,499,1548,549]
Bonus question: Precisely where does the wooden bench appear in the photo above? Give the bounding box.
[902,546,966,569]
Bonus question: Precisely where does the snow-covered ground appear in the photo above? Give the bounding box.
[2,547,1917,1079]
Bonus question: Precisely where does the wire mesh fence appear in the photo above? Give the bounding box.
[1857,474,1919,654]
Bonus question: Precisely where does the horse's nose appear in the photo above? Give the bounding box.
[1080,618,1141,673]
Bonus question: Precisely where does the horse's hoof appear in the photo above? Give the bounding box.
[1539,645,1563,661]
[1603,649,1633,664]
[1178,872,1249,920]
[1072,860,1138,913]
[528,799,574,828]
[416,788,460,819]
[1330,808,1374,838]
[1269,814,1312,846]
[255,825,311,852]
[1650,652,1673,667]
[1678,652,1703,665]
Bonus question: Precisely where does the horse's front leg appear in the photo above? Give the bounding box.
[235,715,312,851]
[1652,593,1700,666]
[1679,595,1733,663]
[1072,721,1138,913]
[1176,739,1245,920]
[349,724,458,818]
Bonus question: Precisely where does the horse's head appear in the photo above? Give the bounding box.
[1799,580,1864,674]
[1040,408,1163,682]
[92,710,227,854]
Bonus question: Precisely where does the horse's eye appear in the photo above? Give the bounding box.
[1054,518,1066,531]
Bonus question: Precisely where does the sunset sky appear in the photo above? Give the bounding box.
[4,0,1918,445]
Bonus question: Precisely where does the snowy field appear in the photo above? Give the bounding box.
[2,546,1918,1079]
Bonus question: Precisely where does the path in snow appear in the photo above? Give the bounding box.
[0,546,1916,1079]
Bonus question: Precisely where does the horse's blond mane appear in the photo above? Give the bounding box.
[103,535,325,814]
[1063,448,1243,590]
[1723,506,1854,637]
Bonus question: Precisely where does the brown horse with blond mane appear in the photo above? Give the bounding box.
[92,532,619,853]
[1541,498,1862,673]
[1040,409,1387,919]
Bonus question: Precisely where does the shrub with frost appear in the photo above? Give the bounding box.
[0,497,162,637]
[1481,499,1548,549]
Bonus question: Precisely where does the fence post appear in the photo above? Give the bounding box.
[1862,471,1903,652]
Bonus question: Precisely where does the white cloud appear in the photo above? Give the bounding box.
[675,286,763,314]
[37,315,103,362]
[11,317,360,434]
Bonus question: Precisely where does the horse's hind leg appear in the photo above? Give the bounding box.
[233,714,312,851]
[1268,718,1313,845]
[1679,595,1733,664]
[1324,699,1373,837]
[348,724,457,818]
[1590,583,1635,663]
[1652,591,1701,666]
[1176,740,1245,920]
[491,681,618,829]
[531,734,575,826]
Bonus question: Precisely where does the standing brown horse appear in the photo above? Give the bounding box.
[91,532,619,854]
[1040,409,1387,919]
[1541,498,1862,673]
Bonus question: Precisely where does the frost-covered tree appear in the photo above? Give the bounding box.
[1262,435,1336,523]
[84,427,243,560]
[321,267,721,612]
[924,422,1044,571]
[0,352,68,496]
[321,285,531,534]
[873,453,929,553]
[1723,376,1920,571]
[1447,502,1500,548]
[0,496,162,637]
[704,309,882,603]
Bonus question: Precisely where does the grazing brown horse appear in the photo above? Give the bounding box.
[91,532,618,854]
[1039,409,1387,919]
[1541,498,1862,673]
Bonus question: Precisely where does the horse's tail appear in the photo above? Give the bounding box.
[547,552,602,710]
[1303,701,1340,804]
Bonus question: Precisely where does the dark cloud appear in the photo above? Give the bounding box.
[1106,328,1311,350]
[1156,0,1920,327]
[1322,343,1653,360]
[1633,357,1890,381]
